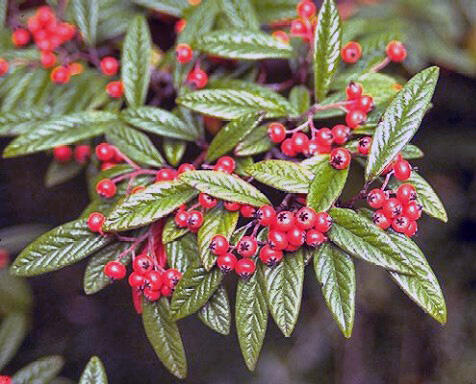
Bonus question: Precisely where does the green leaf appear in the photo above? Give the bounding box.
[180,171,270,207]
[171,265,224,320]
[165,233,197,273]
[194,30,293,60]
[390,172,447,222]
[0,313,28,371]
[289,85,311,115]
[328,207,413,274]
[198,285,231,335]
[235,272,268,371]
[206,113,262,162]
[0,270,33,314]
[197,204,238,270]
[259,249,304,337]
[401,144,424,160]
[313,0,342,101]
[252,0,298,23]
[3,112,117,158]
[219,0,259,30]
[234,156,254,178]
[0,109,52,137]
[365,67,439,181]
[234,125,273,157]
[79,356,108,384]
[11,219,112,277]
[246,160,313,193]
[314,243,355,338]
[177,0,220,45]
[72,0,99,45]
[12,356,64,384]
[121,107,199,141]
[122,15,152,108]
[45,160,83,188]
[387,232,447,324]
[307,155,349,212]
[357,72,400,106]
[132,0,188,17]
[162,216,189,244]
[163,139,186,167]
[142,298,187,379]
[106,124,165,167]
[0,0,6,27]
[104,181,198,232]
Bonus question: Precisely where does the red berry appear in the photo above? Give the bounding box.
[187,210,204,230]
[95,143,114,161]
[0,59,8,76]
[392,216,410,233]
[175,210,189,228]
[287,227,305,247]
[40,51,56,68]
[373,210,391,230]
[237,236,258,257]
[146,270,163,291]
[382,198,403,219]
[240,205,256,218]
[133,255,153,274]
[305,139,331,156]
[198,193,217,209]
[290,19,308,37]
[87,212,105,233]
[314,212,332,233]
[403,202,422,221]
[37,6,55,25]
[164,268,182,287]
[57,22,76,42]
[12,29,30,46]
[217,253,237,272]
[101,162,117,171]
[235,258,256,278]
[396,184,417,205]
[53,145,73,162]
[291,132,309,153]
[259,245,283,267]
[306,229,327,247]
[74,145,91,164]
[128,272,145,288]
[0,377,11,384]
[51,66,70,84]
[315,128,334,147]
[353,95,374,113]
[346,82,363,100]
[210,235,229,255]
[296,207,317,230]
[297,0,316,18]
[273,210,296,232]
[330,148,351,170]
[268,230,288,250]
[27,15,42,32]
[281,138,298,157]
[256,205,276,226]
[268,122,287,143]
[386,40,407,62]
[405,220,418,237]
[143,287,161,301]
[345,109,367,129]
[393,159,412,181]
[224,201,241,211]
[367,188,387,209]
[0,249,9,270]
[357,136,372,155]
[175,19,187,34]
[215,156,235,173]
[187,68,208,89]
[104,261,126,280]
[341,41,362,64]
[177,163,195,174]
[156,168,177,182]
[160,285,173,297]
[176,43,193,63]
[100,57,119,76]
[96,178,117,198]
[106,81,124,98]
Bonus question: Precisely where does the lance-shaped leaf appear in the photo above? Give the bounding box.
[194,30,293,60]
[307,155,349,212]
[388,232,447,324]
[389,172,447,223]
[259,249,305,337]
[162,216,189,244]
[132,0,189,17]
[198,285,231,335]
[289,85,311,115]
[79,356,108,384]
[122,15,152,108]
[328,208,413,274]
[180,171,270,207]
[165,233,197,274]
[142,298,187,379]
[177,89,292,119]
[206,113,262,162]
[177,0,219,45]
[104,181,198,232]
[314,243,355,338]
[220,0,259,30]
[72,0,98,46]
[253,0,298,23]
[12,356,64,384]
[106,124,165,167]
[401,144,424,159]
[45,160,83,188]
[171,265,223,320]
[235,125,273,156]
[236,271,268,371]
[121,107,199,141]
[197,205,239,270]
[0,313,28,371]
[163,139,186,166]
[0,108,52,137]
[246,160,313,193]
[11,219,112,277]
[313,0,342,101]
[3,112,117,157]
[365,67,439,181]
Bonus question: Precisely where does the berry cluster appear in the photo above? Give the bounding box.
[95,142,125,170]
[343,82,374,129]
[174,43,209,89]
[290,1,317,42]
[53,144,91,164]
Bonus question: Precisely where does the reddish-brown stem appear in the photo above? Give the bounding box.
[370,57,391,73]
[111,169,158,184]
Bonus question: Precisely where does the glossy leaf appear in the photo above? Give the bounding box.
[358,72,400,106]
[234,125,273,157]
[12,355,64,384]
[162,216,189,244]
[219,0,259,30]
[289,85,311,115]
[165,233,197,273]
[0,109,52,137]
[177,0,219,45]
[198,285,231,335]
[0,313,28,371]
[163,138,186,166]
[132,0,188,17]
[72,0,99,46]
[45,160,83,188]
[79,356,108,384]
[401,144,424,159]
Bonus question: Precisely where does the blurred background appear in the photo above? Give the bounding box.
[1,0,476,383]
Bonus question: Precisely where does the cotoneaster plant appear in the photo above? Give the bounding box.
[1,0,448,379]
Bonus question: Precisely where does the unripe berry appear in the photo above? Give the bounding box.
[367,188,387,209]
[68,62,84,76]
[396,183,417,205]
[272,30,290,44]
[187,68,208,89]
[175,210,189,228]
[273,211,296,232]
[210,235,229,255]
[133,255,153,274]
[235,258,256,278]
[198,193,217,209]
[187,210,204,230]
[281,138,298,157]
[382,198,403,219]
[346,82,363,100]
[156,168,177,182]
[386,40,407,62]
[287,227,305,247]
[177,163,195,174]
[87,212,105,233]
[268,230,288,251]
[96,178,117,198]
[0,59,8,76]
[341,41,362,63]
[51,66,70,84]
[100,56,119,76]
[104,261,126,280]
[291,132,309,153]
[268,122,287,143]
[40,51,56,68]
[224,201,241,211]
[393,159,412,181]
[345,109,367,129]
[259,245,283,267]
[240,204,256,218]
[315,128,333,147]
[128,272,145,288]
[373,210,391,230]
[74,145,91,164]
[53,145,73,162]
[314,212,332,233]
[237,236,258,258]
[215,156,235,173]
[176,43,193,63]
[12,29,31,46]
[405,220,418,237]
[331,124,351,145]
[297,0,316,18]
[306,229,327,247]
[330,147,351,170]
[403,201,422,221]
[357,136,372,155]
[296,207,317,230]
[217,253,237,272]
[95,142,115,161]
[256,205,276,226]
[106,81,124,98]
